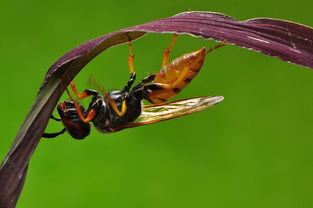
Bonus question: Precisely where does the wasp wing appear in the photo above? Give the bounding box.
[111,96,224,131]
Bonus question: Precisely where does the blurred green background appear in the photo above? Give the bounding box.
[1,0,313,207]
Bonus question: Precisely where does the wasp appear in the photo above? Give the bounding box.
[43,35,226,139]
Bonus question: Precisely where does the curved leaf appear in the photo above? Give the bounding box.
[42,11,313,89]
[1,11,312,208]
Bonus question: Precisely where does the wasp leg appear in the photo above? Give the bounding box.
[205,42,227,55]
[103,71,137,117]
[145,83,173,90]
[64,87,96,123]
[122,72,136,92]
[50,114,61,121]
[132,74,156,91]
[130,75,173,103]
[42,128,66,138]
[129,74,158,100]
[128,42,135,73]
[162,34,178,68]
[105,96,127,117]
[142,83,175,103]
[75,103,96,123]
[70,82,99,99]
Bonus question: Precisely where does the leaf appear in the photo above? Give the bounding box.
[1,11,312,208]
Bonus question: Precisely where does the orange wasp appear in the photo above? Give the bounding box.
[43,35,225,139]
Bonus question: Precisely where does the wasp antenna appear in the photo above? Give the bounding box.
[87,75,93,85]
[88,76,108,96]
[88,75,101,88]
[88,75,128,116]
[205,42,227,55]
[66,88,76,102]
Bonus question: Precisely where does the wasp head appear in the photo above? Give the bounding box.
[57,100,91,139]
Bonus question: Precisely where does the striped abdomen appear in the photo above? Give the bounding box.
[145,48,206,104]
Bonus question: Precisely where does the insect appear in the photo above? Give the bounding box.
[43,35,225,139]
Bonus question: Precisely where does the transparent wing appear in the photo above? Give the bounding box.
[111,96,224,131]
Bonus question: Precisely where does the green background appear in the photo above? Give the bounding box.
[1,0,313,207]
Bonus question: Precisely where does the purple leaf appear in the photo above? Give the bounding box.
[42,11,313,88]
[1,11,312,208]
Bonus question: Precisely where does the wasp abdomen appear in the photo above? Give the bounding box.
[145,48,206,104]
